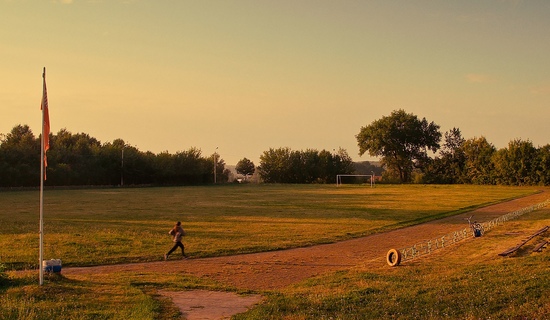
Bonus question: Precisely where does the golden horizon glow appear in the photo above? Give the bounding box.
[1,1,549,164]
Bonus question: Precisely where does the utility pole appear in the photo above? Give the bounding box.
[121,147,124,186]
[214,146,218,184]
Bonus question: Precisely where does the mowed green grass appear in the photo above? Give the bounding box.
[0,184,538,270]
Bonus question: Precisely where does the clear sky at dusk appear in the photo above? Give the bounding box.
[2,0,549,165]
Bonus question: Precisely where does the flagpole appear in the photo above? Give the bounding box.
[39,67,46,286]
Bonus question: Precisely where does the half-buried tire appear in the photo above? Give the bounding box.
[386,249,402,267]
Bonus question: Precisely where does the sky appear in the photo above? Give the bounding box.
[1,0,549,165]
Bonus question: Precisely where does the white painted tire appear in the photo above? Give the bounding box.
[386,249,402,267]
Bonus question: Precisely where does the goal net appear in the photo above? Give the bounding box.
[336,174,374,187]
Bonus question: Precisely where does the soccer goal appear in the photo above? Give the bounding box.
[336,174,374,187]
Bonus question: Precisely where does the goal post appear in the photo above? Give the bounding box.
[336,174,374,187]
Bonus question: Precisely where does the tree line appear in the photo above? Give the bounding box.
[3,109,549,188]
[356,109,550,186]
[0,125,229,187]
[257,147,355,183]
[0,125,355,187]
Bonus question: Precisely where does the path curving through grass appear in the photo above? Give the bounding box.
[61,190,550,319]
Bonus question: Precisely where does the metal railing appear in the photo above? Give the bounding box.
[398,199,550,262]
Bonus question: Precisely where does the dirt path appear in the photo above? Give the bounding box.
[62,190,549,318]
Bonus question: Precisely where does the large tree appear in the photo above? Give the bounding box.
[356,109,441,183]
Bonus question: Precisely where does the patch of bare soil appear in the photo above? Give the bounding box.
[63,190,549,319]
[158,290,263,320]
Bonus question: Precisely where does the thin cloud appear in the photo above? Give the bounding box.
[465,73,494,84]
[502,0,524,8]
[530,85,550,95]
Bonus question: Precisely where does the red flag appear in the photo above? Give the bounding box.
[41,68,50,178]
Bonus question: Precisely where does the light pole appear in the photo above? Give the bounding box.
[214,147,218,184]
[121,147,124,187]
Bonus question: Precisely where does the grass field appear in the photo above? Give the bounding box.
[0,184,536,269]
[1,184,548,319]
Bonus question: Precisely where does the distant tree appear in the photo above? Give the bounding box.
[222,168,231,183]
[423,127,466,184]
[356,109,441,183]
[0,124,40,187]
[258,147,292,183]
[175,148,210,184]
[152,147,214,185]
[236,158,255,180]
[332,148,355,180]
[353,161,383,176]
[462,136,496,184]
[48,129,102,185]
[317,150,335,182]
[288,149,319,183]
[441,128,465,160]
[118,143,153,185]
[258,147,354,183]
[536,144,550,185]
[492,139,538,186]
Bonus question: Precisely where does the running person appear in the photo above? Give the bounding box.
[164,221,187,260]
